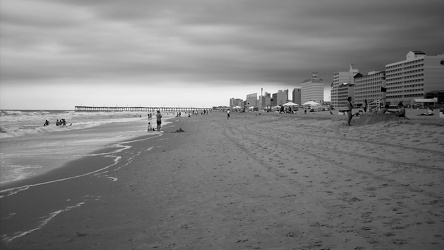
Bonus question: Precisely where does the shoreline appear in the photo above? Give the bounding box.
[1,112,443,249]
[0,119,174,246]
[0,113,176,185]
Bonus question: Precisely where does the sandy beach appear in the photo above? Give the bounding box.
[1,111,444,249]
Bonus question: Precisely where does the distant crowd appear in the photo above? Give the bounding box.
[147,110,211,131]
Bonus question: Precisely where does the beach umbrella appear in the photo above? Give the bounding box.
[302,101,320,106]
[283,102,299,106]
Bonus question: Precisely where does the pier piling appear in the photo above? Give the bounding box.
[74,106,211,113]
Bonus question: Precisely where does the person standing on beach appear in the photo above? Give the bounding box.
[156,110,162,131]
[364,99,368,113]
[227,109,231,119]
[346,97,354,126]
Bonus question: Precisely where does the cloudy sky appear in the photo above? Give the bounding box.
[1,0,443,110]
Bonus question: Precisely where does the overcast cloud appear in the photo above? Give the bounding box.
[1,0,443,109]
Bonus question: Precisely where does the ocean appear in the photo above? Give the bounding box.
[0,109,181,244]
[0,110,173,185]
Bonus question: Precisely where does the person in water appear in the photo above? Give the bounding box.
[44,120,50,126]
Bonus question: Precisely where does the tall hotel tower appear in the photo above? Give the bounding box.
[332,66,359,107]
[385,51,444,105]
[301,72,324,104]
[292,88,301,105]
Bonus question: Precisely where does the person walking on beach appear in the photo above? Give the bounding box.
[227,109,231,119]
[156,110,162,131]
[346,96,354,126]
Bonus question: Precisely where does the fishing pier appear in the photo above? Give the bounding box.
[75,106,211,113]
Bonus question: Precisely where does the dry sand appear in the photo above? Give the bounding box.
[1,111,444,249]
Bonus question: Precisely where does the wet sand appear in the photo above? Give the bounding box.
[1,111,444,249]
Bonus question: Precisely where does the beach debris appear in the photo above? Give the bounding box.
[76,232,88,237]
[174,128,185,133]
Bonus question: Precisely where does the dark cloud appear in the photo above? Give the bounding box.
[1,0,443,88]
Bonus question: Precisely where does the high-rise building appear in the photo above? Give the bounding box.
[263,92,271,109]
[257,89,271,110]
[271,93,278,107]
[385,51,444,105]
[292,88,301,105]
[246,93,257,107]
[301,72,324,104]
[257,95,264,109]
[276,89,288,105]
[229,98,243,108]
[354,71,386,107]
[332,66,359,107]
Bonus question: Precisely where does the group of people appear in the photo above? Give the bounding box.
[43,119,70,126]
[148,109,210,131]
[56,119,68,126]
[147,110,162,131]
[419,107,434,116]
[377,103,406,117]
[346,97,406,126]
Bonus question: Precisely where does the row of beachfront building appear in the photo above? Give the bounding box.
[229,51,444,109]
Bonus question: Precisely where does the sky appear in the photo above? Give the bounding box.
[1,0,443,110]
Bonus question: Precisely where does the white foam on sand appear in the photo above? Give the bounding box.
[0,113,173,185]
[1,202,85,243]
[0,131,163,198]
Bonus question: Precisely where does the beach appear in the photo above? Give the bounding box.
[1,111,444,249]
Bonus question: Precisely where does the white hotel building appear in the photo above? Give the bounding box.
[385,51,444,105]
[354,71,386,107]
[331,66,359,107]
[301,72,324,104]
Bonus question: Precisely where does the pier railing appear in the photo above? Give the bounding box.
[75,106,211,113]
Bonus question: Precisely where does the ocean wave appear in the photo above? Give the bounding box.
[0,110,147,138]
[0,110,50,116]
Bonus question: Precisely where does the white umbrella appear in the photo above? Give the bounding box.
[283,102,299,106]
[302,101,320,106]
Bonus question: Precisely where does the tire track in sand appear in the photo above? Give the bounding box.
[240,124,443,199]
[221,125,395,250]
[221,120,444,249]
